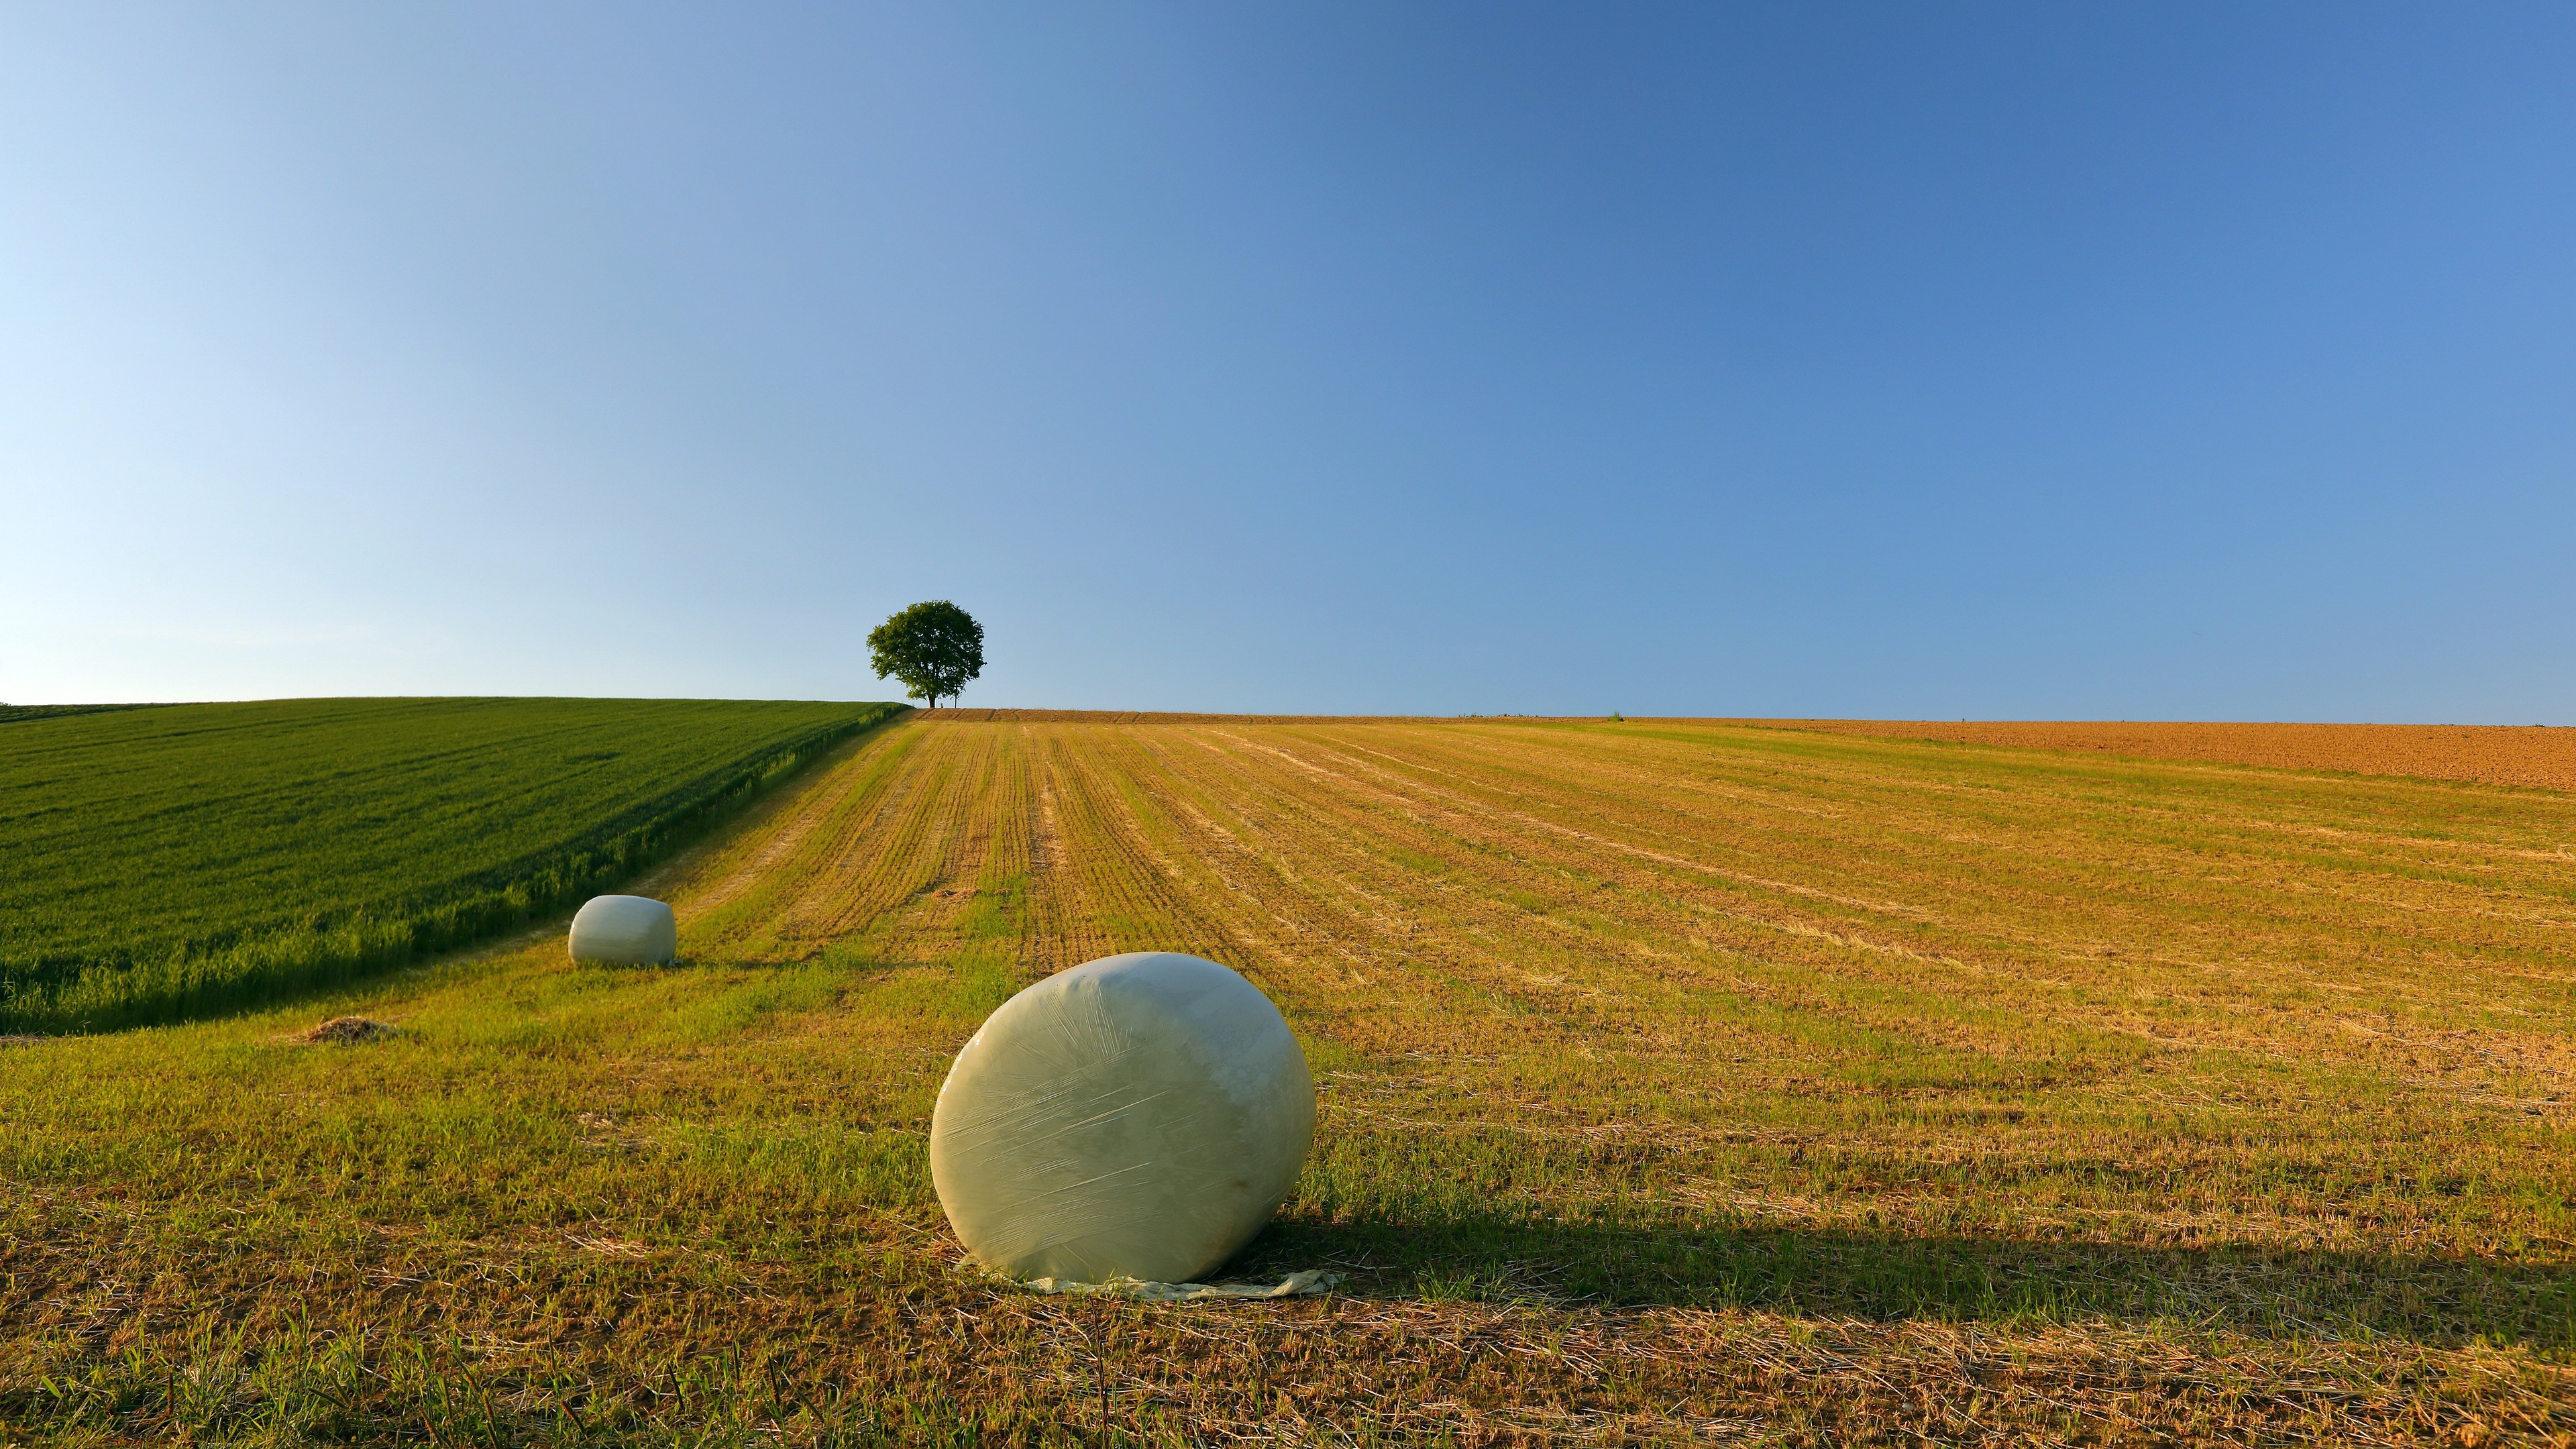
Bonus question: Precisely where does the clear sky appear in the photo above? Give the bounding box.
[5,5,2572,719]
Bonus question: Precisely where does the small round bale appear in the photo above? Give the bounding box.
[567,894,678,965]
[930,951,1314,1285]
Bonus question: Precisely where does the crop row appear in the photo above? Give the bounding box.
[0,697,904,1031]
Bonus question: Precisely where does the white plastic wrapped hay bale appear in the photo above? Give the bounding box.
[567,894,678,965]
[931,951,1314,1285]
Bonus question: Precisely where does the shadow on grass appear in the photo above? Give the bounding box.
[1233,1211,2576,1354]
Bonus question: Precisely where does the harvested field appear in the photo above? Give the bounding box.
[4,713,2574,1444]
[920,708,1354,724]
[1759,718,2576,792]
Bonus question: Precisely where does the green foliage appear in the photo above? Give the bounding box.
[866,600,984,708]
[0,696,903,1032]
[0,702,166,725]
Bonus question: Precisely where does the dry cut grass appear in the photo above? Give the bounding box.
[5,714,2575,1444]
[1758,718,2576,792]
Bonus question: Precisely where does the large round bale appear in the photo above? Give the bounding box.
[567,894,678,965]
[930,951,1313,1285]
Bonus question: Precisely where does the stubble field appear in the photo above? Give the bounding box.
[5,712,2574,1444]
[1766,718,2576,792]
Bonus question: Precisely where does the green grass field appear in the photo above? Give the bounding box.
[0,698,902,1032]
[3,712,2573,1445]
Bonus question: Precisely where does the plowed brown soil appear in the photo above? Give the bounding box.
[919,708,1376,724]
[1753,718,2576,791]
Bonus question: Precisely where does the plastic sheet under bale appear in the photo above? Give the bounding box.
[930,951,1315,1286]
[1004,1269,1340,1303]
[568,894,678,965]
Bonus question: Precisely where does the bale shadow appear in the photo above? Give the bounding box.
[1230,1211,2576,1353]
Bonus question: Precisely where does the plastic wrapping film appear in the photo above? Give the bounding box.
[1005,1269,1339,1303]
[567,894,678,965]
[930,951,1315,1286]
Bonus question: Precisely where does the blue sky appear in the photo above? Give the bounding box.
[5,4,2571,719]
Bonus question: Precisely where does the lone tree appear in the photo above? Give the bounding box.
[868,600,984,709]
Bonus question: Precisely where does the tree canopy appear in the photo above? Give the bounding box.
[867,600,984,709]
